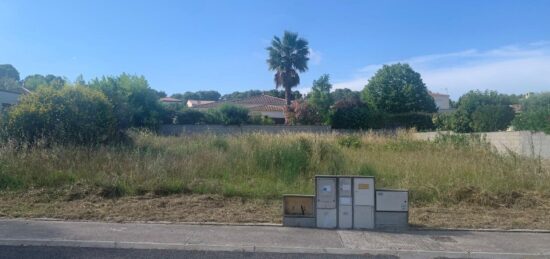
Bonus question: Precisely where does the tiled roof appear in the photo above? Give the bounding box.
[248,105,285,112]
[160,97,183,103]
[193,95,287,109]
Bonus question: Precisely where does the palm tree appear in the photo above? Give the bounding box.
[267,31,309,124]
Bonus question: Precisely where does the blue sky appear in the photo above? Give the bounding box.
[1,0,549,99]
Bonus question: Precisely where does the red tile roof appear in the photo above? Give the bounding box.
[160,97,183,103]
[193,95,287,109]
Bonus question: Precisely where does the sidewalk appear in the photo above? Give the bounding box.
[0,219,549,258]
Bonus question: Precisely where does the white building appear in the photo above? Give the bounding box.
[186,99,215,108]
[429,91,451,112]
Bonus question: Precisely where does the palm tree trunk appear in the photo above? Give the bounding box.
[284,86,294,125]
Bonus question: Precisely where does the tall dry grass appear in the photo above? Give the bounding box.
[0,131,548,206]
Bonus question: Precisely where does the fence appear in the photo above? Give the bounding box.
[413,131,550,159]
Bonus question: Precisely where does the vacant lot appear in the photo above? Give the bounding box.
[1,131,549,229]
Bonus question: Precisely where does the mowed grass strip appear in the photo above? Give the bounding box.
[0,131,549,209]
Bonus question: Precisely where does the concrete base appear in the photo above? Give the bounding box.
[375,211,408,229]
[282,216,316,228]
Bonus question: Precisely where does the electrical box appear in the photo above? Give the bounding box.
[316,176,337,228]
[353,177,375,229]
[353,177,375,206]
[375,189,409,229]
[316,177,336,209]
[338,177,352,229]
[375,189,408,212]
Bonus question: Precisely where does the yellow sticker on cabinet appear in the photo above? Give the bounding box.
[358,183,369,189]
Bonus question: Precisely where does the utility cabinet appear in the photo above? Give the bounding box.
[338,177,352,229]
[316,177,337,228]
[353,177,375,229]
[375,189,409,229]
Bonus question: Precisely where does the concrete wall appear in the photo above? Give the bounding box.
[159,125,331,136]
[413,131,550,159]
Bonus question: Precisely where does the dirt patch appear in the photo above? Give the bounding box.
[1,188,550,229]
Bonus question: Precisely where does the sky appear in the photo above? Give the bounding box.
[1,0,549,100]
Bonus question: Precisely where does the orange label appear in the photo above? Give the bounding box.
[358,183,369,189]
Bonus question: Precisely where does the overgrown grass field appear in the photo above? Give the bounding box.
[1,131,548,209]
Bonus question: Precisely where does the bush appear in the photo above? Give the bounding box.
[512,92,550,133]
[174,109,205,124]
[249,115,275,125]
[330,99,382,129]
[293,100,323,125]
[210,104,249,125]
[384,112,435,131]
[470,105,515,132]
[5,86,117,145]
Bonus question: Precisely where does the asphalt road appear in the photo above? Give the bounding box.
[0,246,397,259]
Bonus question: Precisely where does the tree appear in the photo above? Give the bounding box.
[0,64,20,81]
[264,89,302,100]
[267,31,309,124]
[88,73,165,130]
[331,88,360,103]
[307,74,333,123]
[362,63,437,113]
[512,92,550,133]
[330,98,382,129]
[221,90,263,100]
[0,64,21,92]
[209,104,249,125]
[292,100,323,125]
[22,74,66,91]
[5,86,116,145]
[470,105,515,132]
[171,90,221,103]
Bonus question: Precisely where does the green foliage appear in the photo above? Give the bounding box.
[209,104,249,125]
[88,73,165,130]
[264,89,302,100]
[331,88,361,103]
[337,135,362,148]
[330,99,382,129]
[0,64,20,81]
[438,90,518,132]
[249,115,275,125]
[307,74,333,123]
[174,109,205,124]
[292,100,323,125]
[384,112,435,131]
[362,63,437,113]
[5,86,117,145]
[170,90,221,103]
[471,105,515,132]
[512,92,550,133]
[221,90,263,101]
[267,31,309,107]
[23,74,66,91]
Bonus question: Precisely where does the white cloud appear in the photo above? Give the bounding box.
[333,42,550,99]
[309,48,322,65]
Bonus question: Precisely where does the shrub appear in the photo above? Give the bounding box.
[174,109,205,124]
[470,105,515,132]
[330,99,382,129]
[249,115,275,125]
[512,92,550,133]
[337,135,362,148]
[5,86,117,145]
[384,112,435,131]
[293,100,323,125]
[211,104,249,125]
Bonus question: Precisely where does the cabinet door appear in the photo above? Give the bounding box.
[316,178,336,209]
[353,177,374,206]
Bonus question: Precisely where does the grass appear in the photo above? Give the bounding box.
[0,130,549,210]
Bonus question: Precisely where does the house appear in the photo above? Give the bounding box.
[186,99,215,108]
[192,95,287,124]
[0,89,22,111]
[429,91,452,112]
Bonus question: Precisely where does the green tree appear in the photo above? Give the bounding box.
[512,92,550,133]
[88,73,165,130]
[331,88,360,103]
[5,86,116,145]
[470,105,515,132]
[362,63,437,113]
[267,31,309,123]
[0,64,21,92]
[307,74,333,123]
[0,64,20,81]
[209,104,249,125]
[171,90,221,103]
[221,90,263,100]
[22,74,66,91]
[264,89,302,100]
